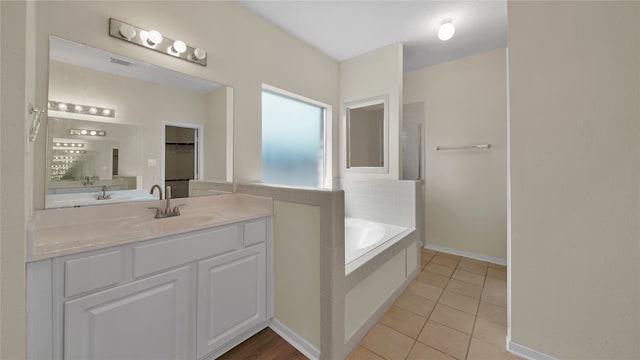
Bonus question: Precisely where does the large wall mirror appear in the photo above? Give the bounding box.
[45,36,233,208]
[344,95,388,174]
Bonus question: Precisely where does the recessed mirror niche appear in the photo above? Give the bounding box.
[344,96,388,173]
[45,36,233,208]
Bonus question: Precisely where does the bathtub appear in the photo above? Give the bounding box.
[345,218,408,265]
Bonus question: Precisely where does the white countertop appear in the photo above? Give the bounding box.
[28,193,273,261]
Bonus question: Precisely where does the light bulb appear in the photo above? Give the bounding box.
[74,105,83,112]
[89,107,98,114]
[102,109,111,116]
[80,130,88,135]
[119,24,137,40]
[58,103,67,111]
[146,30,162,46]
[172,40,187,54]
[438,22,455,41]
[192,48,206,61]
[90,131,97,136]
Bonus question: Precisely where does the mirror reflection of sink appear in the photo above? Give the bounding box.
[132,215,215,234]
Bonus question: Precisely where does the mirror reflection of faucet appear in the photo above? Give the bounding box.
[96,185,112,200]
[83,176,94,186]
[150,184,163,200]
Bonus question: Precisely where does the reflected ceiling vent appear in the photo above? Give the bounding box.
[109,56,135,67]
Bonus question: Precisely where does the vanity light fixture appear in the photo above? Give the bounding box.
[438,21,455,41]
[53,142,85,148]
[49,100,115,118]
[119,23,137,40]
[109,18,207,66]
[69,129,107,137]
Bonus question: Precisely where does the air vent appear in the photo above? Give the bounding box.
[109,56,135,67]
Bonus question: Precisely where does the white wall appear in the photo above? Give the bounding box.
[404,48,507,261]
[508,1,639,358]
[339,43,403,179]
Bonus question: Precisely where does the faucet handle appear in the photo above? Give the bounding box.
[147,206,163,218]
[172,204,186,215]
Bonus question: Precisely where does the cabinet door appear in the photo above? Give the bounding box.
[197,244,266,358]
[64,266,191,360]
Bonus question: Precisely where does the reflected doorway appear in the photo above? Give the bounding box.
[164,124,201,198]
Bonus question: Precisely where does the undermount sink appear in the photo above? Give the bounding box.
[131,215,215,234]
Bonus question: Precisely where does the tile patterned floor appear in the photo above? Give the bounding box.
[347,249,522,360]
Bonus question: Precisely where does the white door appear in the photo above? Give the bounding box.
[197,244,266,358]
[64,267,192,360]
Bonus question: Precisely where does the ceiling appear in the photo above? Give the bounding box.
[238,0,508,72]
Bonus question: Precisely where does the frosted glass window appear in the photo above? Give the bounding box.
[262,90,325,188]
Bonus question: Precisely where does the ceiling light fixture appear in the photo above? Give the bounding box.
[438,22,455,41]
[108,18,207,66]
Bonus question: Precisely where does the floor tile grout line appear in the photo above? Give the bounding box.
[352,251,511,360]
[462,263,489,360]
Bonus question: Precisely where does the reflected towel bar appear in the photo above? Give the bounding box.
[435,144,491,151]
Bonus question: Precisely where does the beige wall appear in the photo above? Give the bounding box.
[0,1,35,358]
[273,200,321,350]
[404,48,507,260]
[1,1,339,357]
[339,43,403,179]
[509,1,639,358]
[204,87,232,182]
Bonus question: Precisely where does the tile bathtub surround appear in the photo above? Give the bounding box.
[348,249,521,360]
[338,178,419,228]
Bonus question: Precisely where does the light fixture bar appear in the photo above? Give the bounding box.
[108,18,207,66]
[48,100,115,118]
[69,129,107,137]
[53,141,85,148]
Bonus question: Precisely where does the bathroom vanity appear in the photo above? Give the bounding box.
[27,194,273,360]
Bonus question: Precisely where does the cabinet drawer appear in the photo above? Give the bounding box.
[133,226,238,277]
[65,250,124,297]
[243,219,266,247]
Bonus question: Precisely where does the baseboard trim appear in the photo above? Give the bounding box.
[507,337,557,360]
[269,319,320,360]
[424,243,507,266]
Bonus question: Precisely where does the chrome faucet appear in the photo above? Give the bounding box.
[148,185,184,218]
[150,184,163,200]
[83,176,93,186]
[96,185,112,200]
[165,185,172,213]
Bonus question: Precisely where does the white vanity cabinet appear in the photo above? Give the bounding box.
[27,217,272,360]
[197,244,266,358]
[64,266,192,360]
